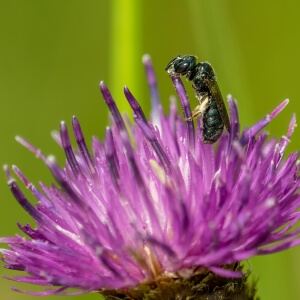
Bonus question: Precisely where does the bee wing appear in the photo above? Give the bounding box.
[205,79,231,133]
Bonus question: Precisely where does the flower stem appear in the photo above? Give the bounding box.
[109,0,143,114]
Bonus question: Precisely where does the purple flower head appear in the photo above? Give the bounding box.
[1,55,299,298]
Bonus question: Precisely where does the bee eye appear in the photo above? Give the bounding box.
[174,61,190,73]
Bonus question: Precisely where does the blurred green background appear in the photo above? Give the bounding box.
[0,0,299,299]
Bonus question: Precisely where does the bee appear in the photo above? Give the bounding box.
[165,55,230,143]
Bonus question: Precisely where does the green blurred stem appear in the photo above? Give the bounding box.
[109,0,142,114]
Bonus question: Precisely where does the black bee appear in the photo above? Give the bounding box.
[165,55,230,143]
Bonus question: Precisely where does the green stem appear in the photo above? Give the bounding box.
[109,0,142,114]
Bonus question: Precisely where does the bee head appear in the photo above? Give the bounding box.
[165,55,197,76]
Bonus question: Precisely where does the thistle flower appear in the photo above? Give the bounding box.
[1,55,300,299]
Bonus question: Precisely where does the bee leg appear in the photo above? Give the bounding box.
[185,104,202,121]
[185,96,210,121]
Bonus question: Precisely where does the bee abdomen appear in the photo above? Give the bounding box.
[203,128,223,144]
[206,103,219,117]
[202,99,224,143]
[206,116,222,126]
